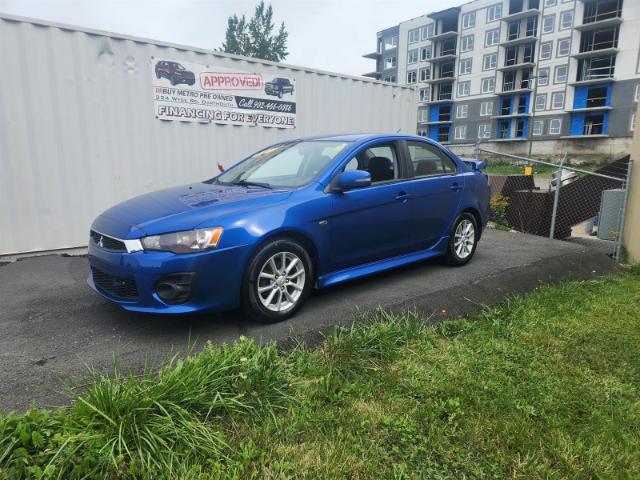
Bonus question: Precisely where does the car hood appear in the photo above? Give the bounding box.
[92,182,292,239]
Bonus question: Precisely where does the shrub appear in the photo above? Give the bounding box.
[490,193,509,229]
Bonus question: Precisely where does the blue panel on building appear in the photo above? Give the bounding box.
[429,105,440,123]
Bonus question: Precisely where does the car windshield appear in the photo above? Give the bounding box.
[214,141,349,188]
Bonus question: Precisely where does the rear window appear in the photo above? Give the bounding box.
[406,141,457,177]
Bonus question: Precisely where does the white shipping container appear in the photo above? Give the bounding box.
[0,14,417,256]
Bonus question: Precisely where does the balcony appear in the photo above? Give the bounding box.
[496,86,532,95]
[500,36,538,48]
[428,30,458,42]
[572,47,619,59]
[501,8,540,22]
[580,0,623,24]
[362,72,380,79]
[575,17,622,32]
[498,61,535,72]
[428,53,457,64]
[363,51,381,59]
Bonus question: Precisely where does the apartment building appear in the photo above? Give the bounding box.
[363,0,640,156]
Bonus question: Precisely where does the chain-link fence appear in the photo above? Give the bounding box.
[446,142,633,262]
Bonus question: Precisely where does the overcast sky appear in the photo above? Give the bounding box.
[0,0,450,76]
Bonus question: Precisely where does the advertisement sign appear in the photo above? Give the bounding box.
[152,58,297,128]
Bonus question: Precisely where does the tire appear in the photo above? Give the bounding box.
[445,213,478,266]
[170,78,177,86]
[242,238,314,323]
[278,91,283,99]
[156,72,160,79]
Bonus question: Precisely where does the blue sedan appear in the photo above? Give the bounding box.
[88,134,490,322]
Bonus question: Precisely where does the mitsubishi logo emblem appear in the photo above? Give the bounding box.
[98,236,104,248]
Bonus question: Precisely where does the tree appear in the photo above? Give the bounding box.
[221,1,289,62]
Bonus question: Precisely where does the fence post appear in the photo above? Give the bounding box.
[474,141,480,160]
[549,153,567,240]
[614,159,633,263]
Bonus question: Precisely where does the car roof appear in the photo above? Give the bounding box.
[294,133,433,144]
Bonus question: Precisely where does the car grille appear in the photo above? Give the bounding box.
[90,230,127,252]
[91,267,139,301]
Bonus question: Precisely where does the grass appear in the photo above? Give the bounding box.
[483,158,602,179]
[1,269,640,479]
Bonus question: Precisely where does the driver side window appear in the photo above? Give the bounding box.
[342,143,399,184]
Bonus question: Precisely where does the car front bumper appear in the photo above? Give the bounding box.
[87,241,252,314]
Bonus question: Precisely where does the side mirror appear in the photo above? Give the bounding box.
[331,170,371,192]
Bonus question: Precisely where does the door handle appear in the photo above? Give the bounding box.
[450,183,462,192]
[395,191,411,201]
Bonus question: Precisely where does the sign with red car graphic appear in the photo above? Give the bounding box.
[152,58,296,128]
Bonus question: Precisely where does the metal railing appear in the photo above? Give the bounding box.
[444,142,633,262]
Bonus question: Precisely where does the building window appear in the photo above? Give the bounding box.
[384,56,396,69]
[533,119,544,135]
[557,38,571,57]
[461,34,475,52]
[456,104,469,118]
[483,53,498,70]
[554,65,568,83]
[422,23,435,40]
[420,46,432,61]
[631,113,636,132]
[485,28,501,46]
[459,58,473,75]
[454,125,467,140]
[418,108,428,122]
[545,0,557,7]
[478,124,491,139]
[408,28,420,44]
[537,67,550,86]
[535,94,547,111]
[384,36,397,50]
[463,12,476,29]
[481,77,496,93]
[549,118,562,135]
[542,14,555,34]
[419,87,430,102]
[383,75,396,82]
[560,11,573,29]
[419,67,431,82]
[480,101,493,116]
[407,49,418,64]
[540,41,553,60]
[487,4,503,22]
[458,81,471,97]
[635,84,640,102]
[551,91,565,109]
[407,70,417,84]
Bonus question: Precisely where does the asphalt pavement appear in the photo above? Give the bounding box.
[0,229,618,412]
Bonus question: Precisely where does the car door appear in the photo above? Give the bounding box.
[328,141,417,271]
[399,140,464,249]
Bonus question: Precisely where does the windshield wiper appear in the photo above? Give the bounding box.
[229,179,272,189]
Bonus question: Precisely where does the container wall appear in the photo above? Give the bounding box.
[0,15,418,255]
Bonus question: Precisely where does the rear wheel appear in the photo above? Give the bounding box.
[446,213,478,266]
[242,239,313,323]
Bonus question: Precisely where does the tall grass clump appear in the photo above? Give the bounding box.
[0,338,292,479]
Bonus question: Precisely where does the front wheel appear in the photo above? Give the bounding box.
[445,213,478,266]
[242,239,313,323]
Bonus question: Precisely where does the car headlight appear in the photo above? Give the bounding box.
[141,227,223,254]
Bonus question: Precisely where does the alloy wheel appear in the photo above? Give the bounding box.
[454,219,475,259]
[257,252,306,312]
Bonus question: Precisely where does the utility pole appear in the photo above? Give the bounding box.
[527,0,545,160]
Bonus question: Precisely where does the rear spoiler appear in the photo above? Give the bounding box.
[460,158,486,171]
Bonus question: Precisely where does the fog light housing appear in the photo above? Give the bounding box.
[155,273,196,304]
